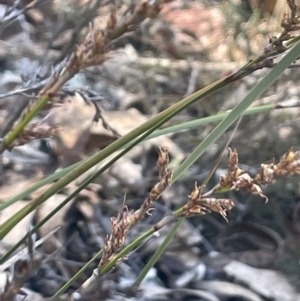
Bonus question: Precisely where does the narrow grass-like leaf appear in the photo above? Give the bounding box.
[153,104,273,137]
[53,249,103,298]
[2,95,50,148]
[134,217,182,286]
[0,104,274,212]
[0,114,170,264]
[0,161,84,211]
[0,64,249,239]
[134,40,300,285]
[174,42,300,182]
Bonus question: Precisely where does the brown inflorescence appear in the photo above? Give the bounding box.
[64,0,161,73]
[99,146,172,269]
[99,207,132,267]
[262,0,300,59]
[181,183,234,221]
[9,122,58,149]
[216,148,268,202]
[4,1,163,153]
[216,148,300,203]
[256,149,300,182]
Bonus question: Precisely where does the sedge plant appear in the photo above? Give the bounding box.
[2,0,300,299]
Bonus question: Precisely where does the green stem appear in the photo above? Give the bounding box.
[0,104,274,212]
[99,227,156,275]
[0,65,247,240]
[2,95,49,148]
[134,39,300,285]
[0,161,84,211]
[1,113,167,268]
[134,218,183,286]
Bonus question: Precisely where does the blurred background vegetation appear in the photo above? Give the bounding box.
[0,0,300,300]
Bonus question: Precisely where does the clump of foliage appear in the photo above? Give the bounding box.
[1,0,300,299]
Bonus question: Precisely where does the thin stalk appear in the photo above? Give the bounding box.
[0,161,84,211]
[134,39,300,285]
[2,95,50,148]
[99,227,156,275]
[0,99,274,212]
[0,114,171,264]
[173,44,300,182]
[153,104,273,137]
[53,250,104,297]
[0,2,162,152]
[134,217,182,286]
[134,118,242,287]
[1,67,72,151]
[0,62,254,240]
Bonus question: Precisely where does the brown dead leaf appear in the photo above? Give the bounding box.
[51,92,94,166]
[90,108,185,163]
[90,108,147,137]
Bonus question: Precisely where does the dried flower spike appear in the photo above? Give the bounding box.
[199,198,234,222]
[217,148,268,201]
[180,183,234,221]
[99,146,172,270]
